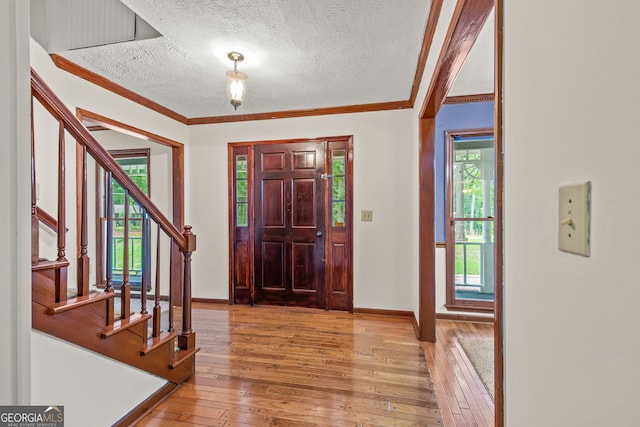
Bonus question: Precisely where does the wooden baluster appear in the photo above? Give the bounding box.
[141,209,149,315]
[105,172,114,325]
[57,120,66,262]
[105,172,114,292]
[121,188,131,319]
[178,225,196,350]
[31,97,39,265]
[168,248,174,334]
[139,205,149,343]
[54,120,68,304]
[153,223,162,337]
[77,145,89,296]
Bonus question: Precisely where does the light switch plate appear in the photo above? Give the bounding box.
[361,210,373,222]
[558,181,591,256]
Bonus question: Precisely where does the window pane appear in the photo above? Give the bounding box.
[331,150,347,227]
[333,202,345,226]
[128,200,143,219]
[128,218,142,232]
[453,220,494,302]
[130,236,143,271]
[116,157,148,195]
[235,155,249,227]
[452,141,495,218]
[236,155,247,178]
[130,175,148,194]
[332,150,345,175]
[112,237,123,271]
[333,176,345,201]
[332,150,346,227]
[114,219,125,231]
[237,203,248,227]
[236,179,248,203]
[112,180,124,194]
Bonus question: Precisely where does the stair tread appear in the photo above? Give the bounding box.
[141,330,179,355]
[101,313,152,338]
[46,291,114,315]
[32,259,70,271]
[170,346,200,369]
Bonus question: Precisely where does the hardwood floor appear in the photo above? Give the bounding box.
[423,320,494,427]
[135,304,492,426]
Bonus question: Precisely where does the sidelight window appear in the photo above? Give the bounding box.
[331,150,346,227]
[235,155,249,227]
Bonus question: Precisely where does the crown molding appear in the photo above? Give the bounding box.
[187,100,412,125]
[51,54,189,124]
[444,93,494,104]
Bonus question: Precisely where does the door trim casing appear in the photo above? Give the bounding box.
[228,136,353,311]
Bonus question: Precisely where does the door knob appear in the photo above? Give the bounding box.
[316,231,323,237]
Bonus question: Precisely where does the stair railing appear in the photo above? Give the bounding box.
[31,68,196,352]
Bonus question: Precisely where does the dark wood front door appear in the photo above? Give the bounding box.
[254,142,326,308]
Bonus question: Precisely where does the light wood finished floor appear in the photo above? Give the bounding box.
[136,304,493,426]
[136,303,441,426]
[423,320,494,426]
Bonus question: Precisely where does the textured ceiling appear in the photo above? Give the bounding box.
[46,1,493,120]
[57,0,430,118]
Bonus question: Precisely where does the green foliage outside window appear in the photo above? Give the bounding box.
[112,158,148,229]
[236,155,248,226]
[109,156,148,279]
[332,150,346,226]
[453,141,495,237]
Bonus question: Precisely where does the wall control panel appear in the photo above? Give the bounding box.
[361,210,373,222]
[558,181,591,256]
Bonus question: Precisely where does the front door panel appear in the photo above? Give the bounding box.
[254,142,325,307]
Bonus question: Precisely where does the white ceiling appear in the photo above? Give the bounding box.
[32,0,494,120]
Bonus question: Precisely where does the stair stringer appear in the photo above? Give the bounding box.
[32,269,195,383]
[32,298,194,383]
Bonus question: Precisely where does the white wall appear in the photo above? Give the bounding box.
[0,0,31,405]
[31,331,165,427]
[435,247,446,312]
[504,1,640,425]
[188,110,419,310]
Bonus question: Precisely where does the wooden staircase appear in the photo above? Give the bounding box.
[30,69,199,384]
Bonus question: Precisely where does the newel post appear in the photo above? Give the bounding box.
[178,225,196,350]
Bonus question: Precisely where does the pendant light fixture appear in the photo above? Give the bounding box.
[226,51,247,110]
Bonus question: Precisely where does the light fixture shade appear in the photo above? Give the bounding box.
[226,70,248,110]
